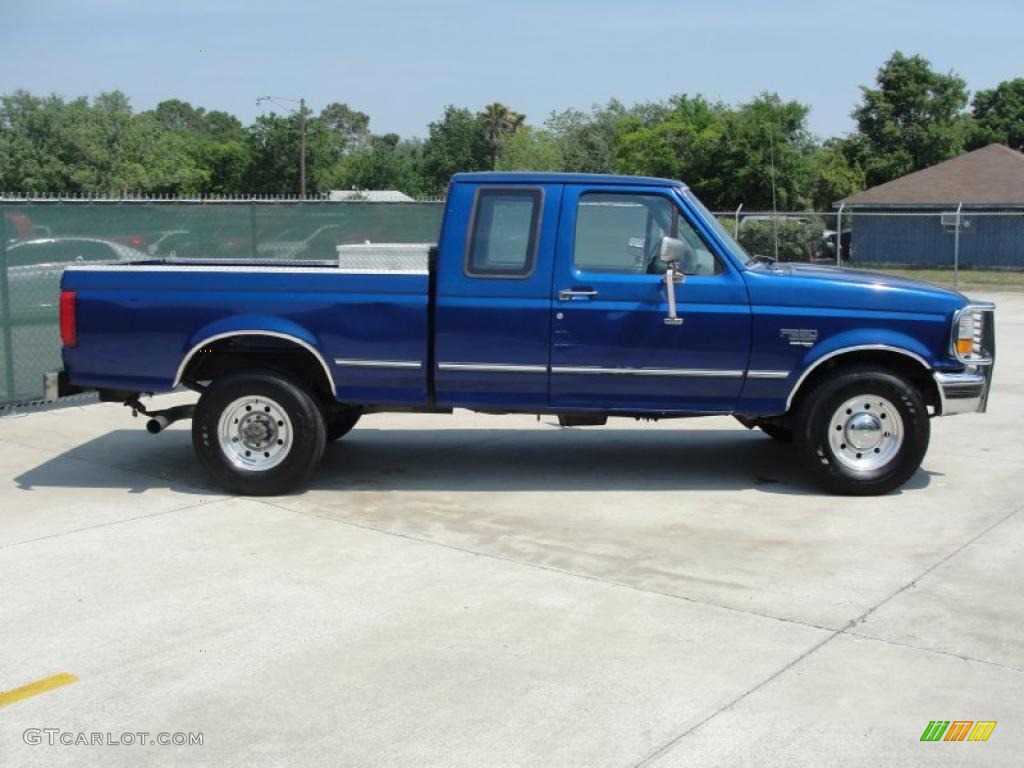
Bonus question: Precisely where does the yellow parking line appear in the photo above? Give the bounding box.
[0,673,78,708]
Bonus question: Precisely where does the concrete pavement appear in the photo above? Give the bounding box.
[1,293,1022,767]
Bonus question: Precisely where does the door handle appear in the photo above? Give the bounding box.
[558,287,598,301]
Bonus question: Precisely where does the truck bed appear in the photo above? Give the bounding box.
[60,252,433,405]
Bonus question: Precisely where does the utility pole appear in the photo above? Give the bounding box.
[256,95,308,198]
[299,97,306,200]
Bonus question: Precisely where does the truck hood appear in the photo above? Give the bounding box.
[745,262,966,313]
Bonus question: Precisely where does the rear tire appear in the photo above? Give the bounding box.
[794,366,929,495]
[192,369,326,495]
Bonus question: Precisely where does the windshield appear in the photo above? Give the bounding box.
[682,190,754,265]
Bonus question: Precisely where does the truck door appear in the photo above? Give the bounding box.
[434,182,561,409]
[548,185,751,412]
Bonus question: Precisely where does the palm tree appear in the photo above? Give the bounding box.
[478,103,526,170]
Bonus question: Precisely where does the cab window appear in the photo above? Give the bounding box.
[573,192,721,276]
[465,189,541,278]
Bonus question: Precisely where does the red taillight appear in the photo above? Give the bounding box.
[59,290,77,347]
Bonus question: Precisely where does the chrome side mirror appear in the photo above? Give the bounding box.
[659,236,687,264]
[660,237,685,326]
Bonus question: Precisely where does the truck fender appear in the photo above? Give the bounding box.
[785,330,933,411]
[173,316,334,393]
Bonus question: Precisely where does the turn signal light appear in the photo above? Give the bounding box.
[59,290,77,347]
[956,338,974,356]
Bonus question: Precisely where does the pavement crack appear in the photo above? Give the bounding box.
[0,496,229,549]
[631,630,841,768]
[842,630,1024,674]
[629,500,1024,768]
[849,501,1023,629]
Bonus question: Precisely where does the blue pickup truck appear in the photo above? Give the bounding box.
[46,172,995,496]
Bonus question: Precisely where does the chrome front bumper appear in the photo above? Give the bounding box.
[934,366,994,416]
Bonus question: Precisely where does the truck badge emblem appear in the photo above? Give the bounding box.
[780,328,818,347]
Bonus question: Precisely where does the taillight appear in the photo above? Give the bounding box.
[59,290,77,347]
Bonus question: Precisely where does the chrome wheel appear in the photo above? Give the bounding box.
[827,394,903,472]
[217,395,293,472]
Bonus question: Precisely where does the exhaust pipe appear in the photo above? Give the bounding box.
[145,404,196,434]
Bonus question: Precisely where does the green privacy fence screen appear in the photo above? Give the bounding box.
[0,199,444,405]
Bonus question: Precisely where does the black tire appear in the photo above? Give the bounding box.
[794,366,930,495]
[326,409,361,441]
[759,423,793,443]
[192,369,326,495]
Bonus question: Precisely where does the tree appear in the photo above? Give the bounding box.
[477,103,525,169]
[419,106,490,195]
[331,137,423,196]
[616,94,722,182]
[850,51,970,186]
[0,90,83,193]
[244,112,340,195]
[320,102,371,152]
[546,102,629,174]
[496,127,563,171]
[615,93,817,209]
[146,100,247,193]
[809,141,866,209]
[969,78,1024,151]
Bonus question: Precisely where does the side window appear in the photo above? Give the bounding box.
[466,189,541,277]
[574,192,721,276]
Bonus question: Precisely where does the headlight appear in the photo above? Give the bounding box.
[951,304,995,364]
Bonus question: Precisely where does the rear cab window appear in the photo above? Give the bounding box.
[465,189,542,278]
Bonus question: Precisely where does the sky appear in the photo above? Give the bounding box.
[1,0,1020,141]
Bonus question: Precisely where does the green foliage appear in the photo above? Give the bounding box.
[419,106,490,195]
[0,51,1017,204]
[810,141,866,208]
[496,127,563,172]
[477,103,525,170]
[243,111,343,196]
[969,78,1024,151]
[320,102,371,152]
[617,93,817,210]
[850,51,970,187]
[331,139,424,197]
[733,216,827,263]
[545,102,627,174]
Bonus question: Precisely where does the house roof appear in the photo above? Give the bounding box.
[839,144,1024,208]
[328,190,415,202]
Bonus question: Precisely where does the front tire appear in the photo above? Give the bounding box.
[794,367,930,495]
[192,369,326,495]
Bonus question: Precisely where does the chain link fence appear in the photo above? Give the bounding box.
[1,198,1022,406]
[0,198,444,405]
[714,207,1024,278]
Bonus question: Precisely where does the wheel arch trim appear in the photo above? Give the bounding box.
[784,344,932,411]
[174,330,336,394]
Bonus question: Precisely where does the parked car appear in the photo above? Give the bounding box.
[255,225,345,260]
[817,229,853,263]
[4,237,147,322]
[49,173,995,496]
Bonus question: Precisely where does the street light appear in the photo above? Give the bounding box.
[256,95,307,199]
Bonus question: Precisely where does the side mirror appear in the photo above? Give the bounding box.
[660,236,687,264]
